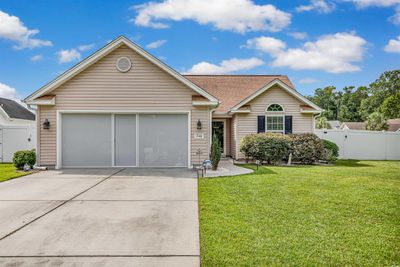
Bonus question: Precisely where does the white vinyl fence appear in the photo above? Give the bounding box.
[0,125,36,163]
[315,129,400,160]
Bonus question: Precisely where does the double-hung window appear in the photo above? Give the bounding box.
[266,104,284,133]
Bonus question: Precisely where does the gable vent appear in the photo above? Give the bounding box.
[116,57,132,72]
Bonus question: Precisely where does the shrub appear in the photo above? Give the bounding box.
[13,149,36,170]
[241,133,292,165]
[210,134,221,170]
[322,139,339,163]
[240,134,258,162]
[290,133,323,164]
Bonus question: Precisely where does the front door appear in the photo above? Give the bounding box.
[212,121,224,155]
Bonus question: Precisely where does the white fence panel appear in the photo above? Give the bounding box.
[315,129,400,160]
[0,125,36,163]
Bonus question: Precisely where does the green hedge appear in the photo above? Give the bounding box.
[290,133,324,164]
[240,133,325,165]
[322,139,339,163]
[240,133,292,164]
[13,149,36,170]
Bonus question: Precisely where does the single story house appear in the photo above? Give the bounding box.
[25,36,322,169]
[340,122,366,130]
[0,97,36,162]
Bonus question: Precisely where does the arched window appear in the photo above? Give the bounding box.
[266,104,284,112]
[266,104,284,132]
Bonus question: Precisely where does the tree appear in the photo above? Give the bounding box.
[316,116,331,129]
[366,112,388,131]
[338,86,368,122]
[307,86,340,120]
[360,70,400,120]
[210,134,221,170]
[380,92,400,119]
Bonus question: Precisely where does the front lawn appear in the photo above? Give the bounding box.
[199,160,400,266]
[0,163,32,182]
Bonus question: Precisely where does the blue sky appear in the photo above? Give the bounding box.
[0,0,399,100]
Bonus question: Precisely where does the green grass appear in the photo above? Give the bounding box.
[0,163,32,182]
[199,160,400,266]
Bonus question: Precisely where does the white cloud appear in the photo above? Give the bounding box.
[389,6,400,24]
[245,32,367,73]
[384,36,400,53]
[56,49,81,64]
[132,0,291,33]
[186,57,264,74]
[78,43,95,51]
[244,36,286,54]
[146,39,167,49]
[345,0,400,8]
[298,78,319,84]
[296,0,335,13]
[30,54,43,62]
[0,82,20,99]
[288,32,308,40]
[0,10,52,49]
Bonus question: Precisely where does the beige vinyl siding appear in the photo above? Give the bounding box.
[234,85,314,158]
[191,107,210,165]
[37,44,210,167]
[39,106,56,165]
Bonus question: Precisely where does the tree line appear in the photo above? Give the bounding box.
[307,70,400,130]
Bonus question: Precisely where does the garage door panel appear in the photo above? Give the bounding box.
[62,114,112,167]
[115,114,136,166]
[139,114,188,167]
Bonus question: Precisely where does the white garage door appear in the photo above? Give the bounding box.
[61,113,188,168]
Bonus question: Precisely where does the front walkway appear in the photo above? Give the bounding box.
[0,168,199,266]
[205,158,253,177]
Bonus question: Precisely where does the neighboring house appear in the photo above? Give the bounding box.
[340,122,366,130]
[0,97,36,162]
[0,97,35,126]
[387,119,400,132]
[24,36,322,169]
[327,120,341,129]
[339,119,400,132]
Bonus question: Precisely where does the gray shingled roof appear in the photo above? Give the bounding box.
[0,97,35,121]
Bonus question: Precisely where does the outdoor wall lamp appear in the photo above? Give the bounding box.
[43,119,50,130]
[197,119,202,130]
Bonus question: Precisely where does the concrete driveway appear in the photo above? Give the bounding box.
[0,168,199,267]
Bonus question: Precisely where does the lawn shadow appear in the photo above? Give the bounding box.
[236,164,277,175]
[334,160,372,167]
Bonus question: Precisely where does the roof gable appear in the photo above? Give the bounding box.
[184,75,295,113]
[230,79,322,112]
[25,36,218,104]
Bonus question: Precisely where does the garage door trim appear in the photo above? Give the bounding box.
[56,110,191,169]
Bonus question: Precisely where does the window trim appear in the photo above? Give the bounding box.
[266,103,285,112]
[266,115,285,133]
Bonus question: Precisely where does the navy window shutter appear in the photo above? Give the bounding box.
[285,115,292,134]
[257,116,265,133]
